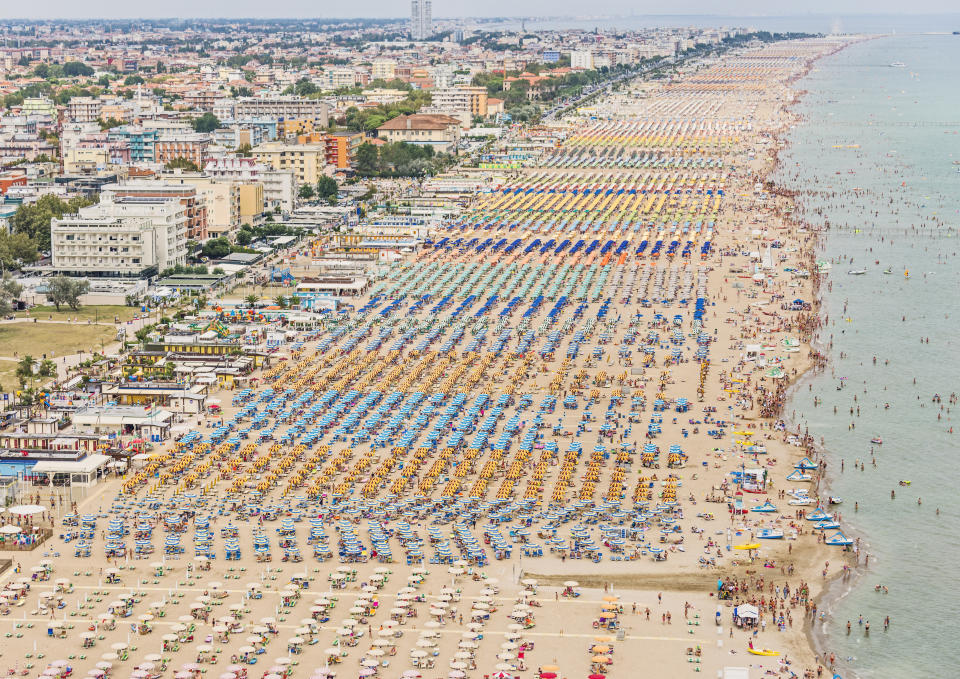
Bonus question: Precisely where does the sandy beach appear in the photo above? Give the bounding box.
[0,37,865,679]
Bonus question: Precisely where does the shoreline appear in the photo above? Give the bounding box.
[771,35,880,677]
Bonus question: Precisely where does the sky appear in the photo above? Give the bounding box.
[3,2,960,20]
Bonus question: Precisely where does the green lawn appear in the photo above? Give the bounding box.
[0,322,119,360]
[16,305,138,323]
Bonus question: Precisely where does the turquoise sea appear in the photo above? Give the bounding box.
[774,35,960,678]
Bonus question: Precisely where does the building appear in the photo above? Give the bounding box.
[322,132,363,170]
[107,125,159,163]
[542,50,561,63]
[51,194,189,277]
[0,169,27,195]
[278,117,317,139]
[410,0,433,40]
[234,96,329,126]
[65,96,102,123]
[377,113,461,152]
[320,68,357,91]
[213,125,263,149]
[102,180,208,241]
[371,59,397,81]
[203,157,295,213]
[161,173,264,238]
[20,97,57,117]
[361,89,410,105]
[183,90,219,112]
[62,136,131,173]
[430,86,489,118]
[155,133,212,167]
[253,141,328,186]
[571,50,594,70]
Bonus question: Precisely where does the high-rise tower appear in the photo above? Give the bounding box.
[410,0,433,40]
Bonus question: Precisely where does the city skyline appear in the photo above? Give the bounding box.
[2,4,960,19]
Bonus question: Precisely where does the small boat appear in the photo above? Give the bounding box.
[847,269,867,275]
[786,470,812,482]
[883,267,892,274]
[828,496,842,505]
[871,437,883,444]
[795,457,818,470]
[814,520,841,530]
[807,510,833,522]
[751,501,779,513]
[890,61,906,67]
[904,270,910,279]
[756,528,784,540]
[825,530,853,546]
[748,647,781,656]
[788,497,813,506]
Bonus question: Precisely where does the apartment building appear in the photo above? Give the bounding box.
[320,68,357,91]
[430,86,489,117]
[321,132,363,170]
[371,59,397,81]
[107,125,159,163]
[51,195,188,277]
[65,97,103,123]
[155,134,212,166]
[253,141,328,186]
[161,172,264,238]
[183,90,219,112]
[102,180,208,241]
[570,50,594,70]
[234,96,329,126]
[203,157,295,213]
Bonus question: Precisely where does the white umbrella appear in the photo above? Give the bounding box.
[7,505,45,515]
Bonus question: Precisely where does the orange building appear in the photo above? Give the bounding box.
[0,169,27,195]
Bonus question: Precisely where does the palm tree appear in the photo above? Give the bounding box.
[15,355,35,387]
[274,295,288,309]
[245,294,259,307]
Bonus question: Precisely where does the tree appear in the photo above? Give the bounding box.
[45,275,89,311]
[245,294,259,307]
[236,143,253,157]
[98,117,125,130]
[235,229,253,246]
[11,194,96,252]
[201,237,232,260]
[16,355,35,388]
[191,112,221,133]
[274,295,288,309]
[355,143,380,177]
[0,273,23,316]
[165,158,200,172]
[317,176,338,203]
[37,359,57,378]
[298,184,316,200]
[0,232,39,270]
[63,62,94,77]
[123,75,145,86]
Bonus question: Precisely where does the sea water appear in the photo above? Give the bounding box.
[774,35,960,678]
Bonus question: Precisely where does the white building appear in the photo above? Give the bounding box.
[571,50,594,70]
[320,68,357,91]
[51,195,188,276]
[203,157,295,213]
[233,96,330,125]
[410,0,432,40]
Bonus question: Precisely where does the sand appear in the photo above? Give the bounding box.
[0,37,863,679]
